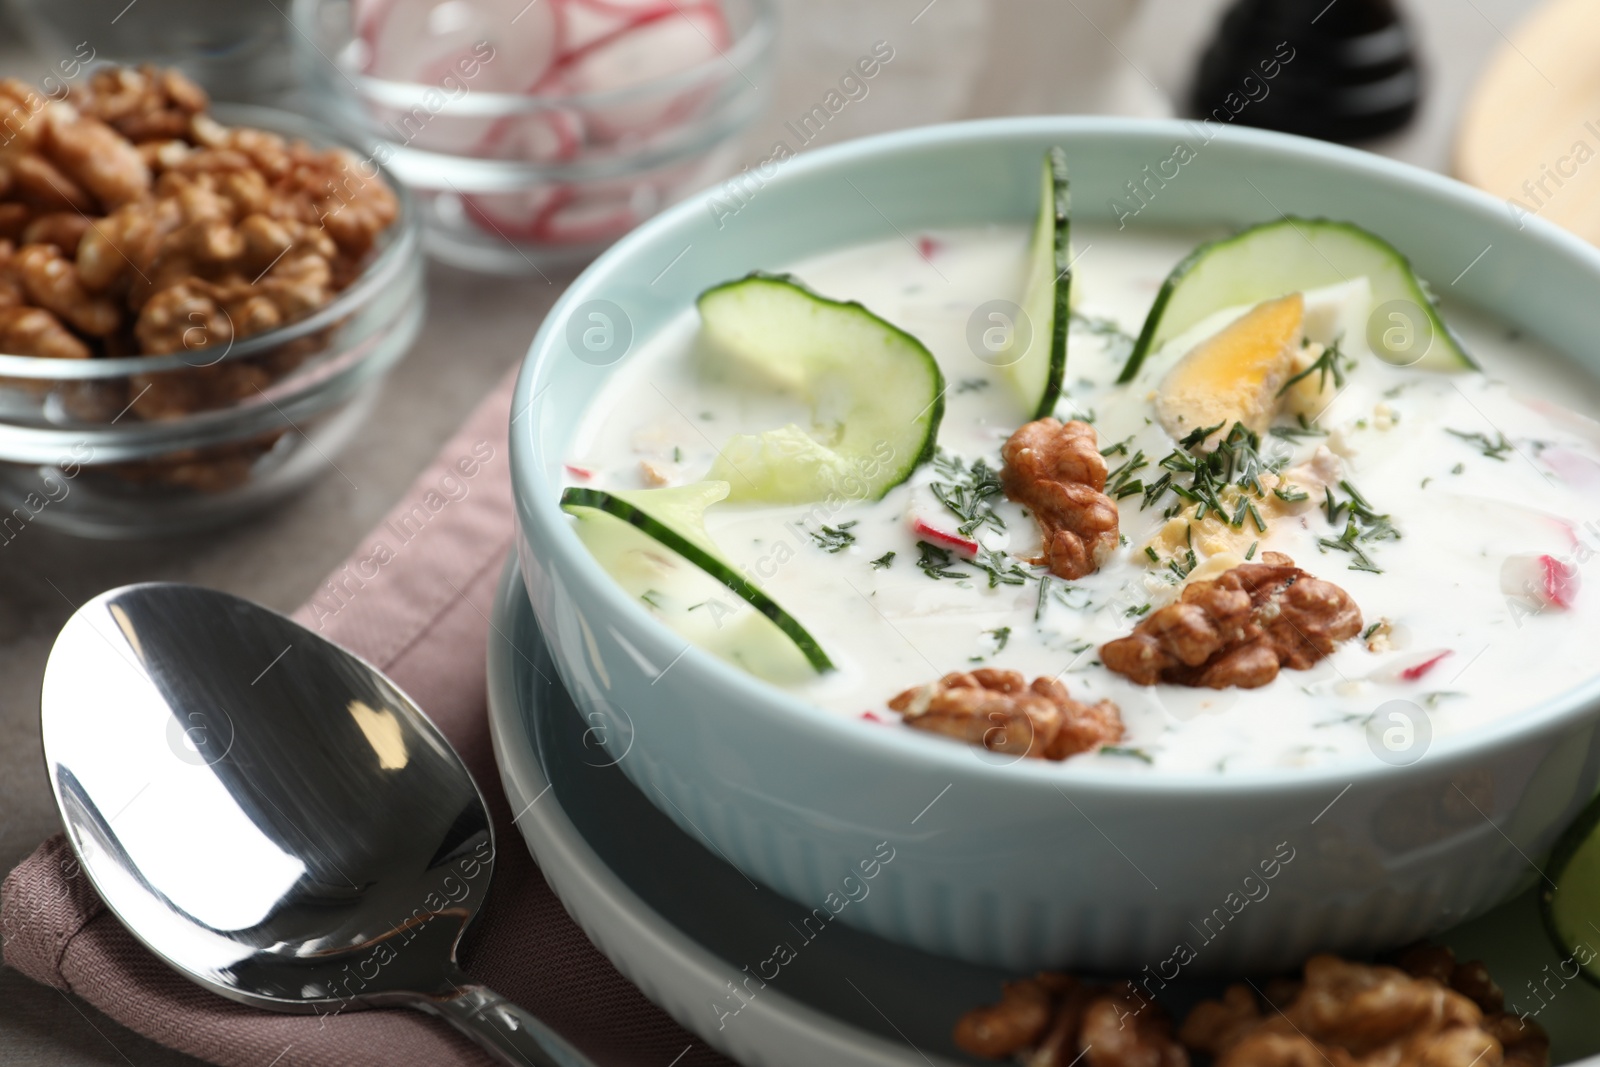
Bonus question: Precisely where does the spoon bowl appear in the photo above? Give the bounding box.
[42,583,591,1066]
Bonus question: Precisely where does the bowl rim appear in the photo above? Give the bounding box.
[512,114,1600,795]
[289,0,778,116]
[0,102,421,381]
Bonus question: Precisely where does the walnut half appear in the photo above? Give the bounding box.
[1179,950,1547,1067]
[956,972,1189,1067]
[889,669,1123,761]
[1002,417,1120,580]
[1100,552,1362,689]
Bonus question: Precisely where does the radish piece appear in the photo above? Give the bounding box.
[467,154,712,245]
[1539,446,1600,489]
[860,710,887,723]
[360,0,563,154]
[554,0,660,56]
[567,0,680,16]
[1399,650,1452,682]
[466,178,648,247]
[464,185,571,239]
[473,106,584,164]
[421,0,734,244]
[363,0,558,93]
[564,463,594,480]
[911,516,980,555]
[353,0,394,42]
[917,235,941,260]
[1502,553,1580,611]
[1369,649,1454,684]
[1516,393,1600,447]
[1548,517,1581,551]
[461,109,582,232]
[538,4,728,140]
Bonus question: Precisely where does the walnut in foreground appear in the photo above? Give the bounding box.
[1182,950,1547,1067]
[1101,552,1362,689]
[1001,417,1120,580]
[889,669,1122,761]
[954,972,1187,1067]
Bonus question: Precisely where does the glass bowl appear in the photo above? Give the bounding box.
[288,0,776,274]
[0,104,424,540]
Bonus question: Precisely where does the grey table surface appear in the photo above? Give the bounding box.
[0,0,1550,1062]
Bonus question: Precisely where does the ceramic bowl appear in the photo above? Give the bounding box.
[509,116,1600,971]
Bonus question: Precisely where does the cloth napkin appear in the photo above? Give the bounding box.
[1,369,737,1067]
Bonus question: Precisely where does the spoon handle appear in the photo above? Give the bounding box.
[416,984,596,1067]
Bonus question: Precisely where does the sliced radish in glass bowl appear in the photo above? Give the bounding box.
[462,151,726,248]
[291,0,774,273]
[533,2,731,141]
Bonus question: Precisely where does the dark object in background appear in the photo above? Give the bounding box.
[1191,0,1421,143]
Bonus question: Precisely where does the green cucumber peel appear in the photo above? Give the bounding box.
[696,272,943,504]
[561,483,834,674]
[1120,217,1475,382]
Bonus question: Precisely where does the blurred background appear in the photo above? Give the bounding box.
[0,0,1568,1062]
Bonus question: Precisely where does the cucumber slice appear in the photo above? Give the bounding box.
[1120,217,1475,382]
[1008,146,1071,419]
[697,273,943,503]
[561,482,833,678]
[1541,789,1600,988]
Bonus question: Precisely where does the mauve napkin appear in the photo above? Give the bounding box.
[0,369,736,1067]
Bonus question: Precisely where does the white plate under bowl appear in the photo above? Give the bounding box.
[485,556,1600,1067]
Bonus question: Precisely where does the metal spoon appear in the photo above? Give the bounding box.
[40,583,593,1067]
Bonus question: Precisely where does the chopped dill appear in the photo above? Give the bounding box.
[808,521,858,553]
[640,589,664,609]
[1144,422,1281,533]
[870,551,896,570]
[1446,428,1514,461]
[1107,449,1148,500]
[930,450,1007,538]
[972,548,1033,589]
[1317,480,1399,573]
[1101,745,1154,764]
[1278,339,1349,397]
[1127,602,1152,617]
[1269,414,1327,440]
[955,377,991,394]
[1167,547,1198,581]
[915,540,970,580]
[986,626,1012,652]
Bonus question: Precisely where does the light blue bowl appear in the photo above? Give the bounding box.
[509,117,1600,971]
